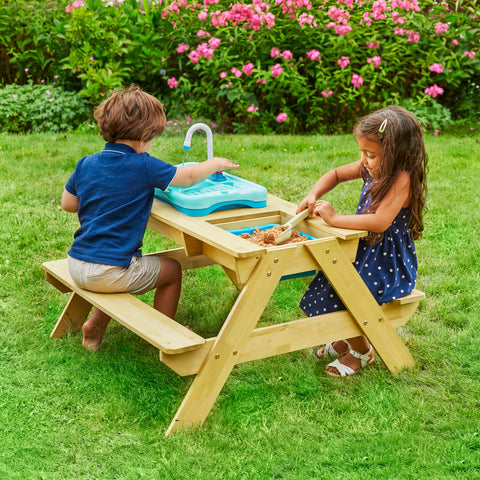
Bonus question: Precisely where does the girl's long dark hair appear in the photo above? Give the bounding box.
[353,106,427,241]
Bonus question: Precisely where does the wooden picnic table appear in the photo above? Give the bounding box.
[44,193,424,436]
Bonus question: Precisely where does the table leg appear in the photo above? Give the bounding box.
[165,251,284,436]
[306,239,415,373]
[50,293,92,338]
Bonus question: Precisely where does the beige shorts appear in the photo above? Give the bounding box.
[67,255,161,295]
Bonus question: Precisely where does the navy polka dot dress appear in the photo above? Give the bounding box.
[300,173,417,317]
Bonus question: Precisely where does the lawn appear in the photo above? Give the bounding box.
[0,130,479,479]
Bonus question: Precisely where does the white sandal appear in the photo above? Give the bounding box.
[325,345,375,377]
[315,340,351,359]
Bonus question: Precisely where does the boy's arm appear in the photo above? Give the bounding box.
[61,189,79,212]
[170,157,239,188]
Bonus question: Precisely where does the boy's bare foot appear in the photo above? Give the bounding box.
[81,309,110,351]
[82,321,104,351]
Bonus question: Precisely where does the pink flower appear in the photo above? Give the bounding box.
[242,62,254,75]
[464,51,476,59]
[271,63,283,78]
[351,74,364,88]
[367,56,381,68]
[270,47,280,58]
[337,56,350,69]
[197,29,210,38]
[298,13,317,27]
[188,50,200,63]
[321,90,333,97]
[306,49,321,61]
[46,90,51,95]
[247,104,259,113]
[208,37,221,49]
[25,68,29,72]
[452,39,459,46]
[89,57,94,62]
[407,30,420,43]
[167,77,179,89]
[281,50,293,61]
[197,42,214,59]
[429,63,444,73]
[433,130,440,136]
[435,22,449,34]
[276,113,288,123]
[65,0,84,13]
[177,43,189,54]
[424,84,444,98]
[198,10,208,20]
[12,94,18,99]
[366,41,379,49]
[220,72,227,79]
[231,67,242,78]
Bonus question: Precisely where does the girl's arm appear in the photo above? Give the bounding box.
[314,171,411,233]
[170,157,239,188]
[61,189,79,213]
[297,160,363,215]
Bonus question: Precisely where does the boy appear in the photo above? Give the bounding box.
[62,85,238,350]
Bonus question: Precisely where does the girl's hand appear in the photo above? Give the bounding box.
[296,193,318,216]
[313,200,337,224]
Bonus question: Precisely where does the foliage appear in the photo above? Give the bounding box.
[0,0,74,87]
[54,0,479,133]
[0,131,480,478]
[0,0,479,133]
[0,83,91,133]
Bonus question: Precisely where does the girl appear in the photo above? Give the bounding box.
[297,106,427,377]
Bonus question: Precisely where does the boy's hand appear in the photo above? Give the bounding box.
[211,156,239,171]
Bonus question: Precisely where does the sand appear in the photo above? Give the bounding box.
[240,226,309,246]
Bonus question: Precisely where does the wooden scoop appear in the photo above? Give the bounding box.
[274,209,309,244]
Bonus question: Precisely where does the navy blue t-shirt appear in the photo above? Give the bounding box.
[65,143,177,268]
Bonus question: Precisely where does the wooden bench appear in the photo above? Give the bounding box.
[42,258,205,355]
[160,287,425,376]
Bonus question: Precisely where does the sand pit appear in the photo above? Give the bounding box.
[240,226,309,246]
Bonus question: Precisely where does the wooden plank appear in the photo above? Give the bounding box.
[50,293,92,338]
[42,259,205,355]
[165,251,285,435]
[45,271,72,293]
[145,248,216,270]
[160,298,421,376]
[391,289,425,305]
[306,239,415,373]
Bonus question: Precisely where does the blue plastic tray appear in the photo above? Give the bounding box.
[229,224,317,281]
[155,163,267,216]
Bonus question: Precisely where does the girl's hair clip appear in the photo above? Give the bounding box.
[378,119,388,133]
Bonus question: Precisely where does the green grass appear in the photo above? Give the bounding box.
[1,130,479,479]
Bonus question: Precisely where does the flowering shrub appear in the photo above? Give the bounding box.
[0,1,72,86]
[0,81,90,133]
[1,0,479,133]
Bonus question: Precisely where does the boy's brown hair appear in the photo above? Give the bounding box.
[94,85,166,143]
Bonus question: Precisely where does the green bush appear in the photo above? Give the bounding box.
[0,83,91,133]
[0,0,478,133]
[54,0,479,133]
[0,0,73,87]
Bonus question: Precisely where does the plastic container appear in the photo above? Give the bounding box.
[155,163,267,216]
[229,224,317,281]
